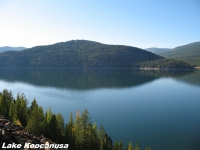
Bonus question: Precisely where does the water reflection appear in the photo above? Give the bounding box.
[0,68,198,90]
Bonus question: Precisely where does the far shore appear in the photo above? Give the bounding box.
[135,67,195,70]
[194,67,200,69]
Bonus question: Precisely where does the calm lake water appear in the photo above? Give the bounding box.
[0,68,200,150]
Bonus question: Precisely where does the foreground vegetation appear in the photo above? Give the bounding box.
[0,89,151,150]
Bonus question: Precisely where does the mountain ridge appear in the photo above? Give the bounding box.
[159,41,200,66]
[0,40,163,68]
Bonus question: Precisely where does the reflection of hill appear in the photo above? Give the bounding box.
[0,68,196,90]
[174,70,200,86]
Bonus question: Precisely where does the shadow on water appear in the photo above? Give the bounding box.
[0,68,198,90]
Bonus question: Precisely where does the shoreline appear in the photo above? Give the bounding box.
[0,66,197,70]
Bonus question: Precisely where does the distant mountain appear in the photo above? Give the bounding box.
[159,42,200,66]
[0,40,163,68]
[145,48,171,54]
[0,46,26,53]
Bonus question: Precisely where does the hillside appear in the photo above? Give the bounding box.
[159,42,200,66]
[145,48,171,54]
[0,46,26,53]
[0,40,163,68]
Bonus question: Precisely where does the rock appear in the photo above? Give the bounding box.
[0,116,59,150]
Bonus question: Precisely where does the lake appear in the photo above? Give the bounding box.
[0,68,200,150]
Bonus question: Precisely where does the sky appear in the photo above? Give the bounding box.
[0,0,199,49]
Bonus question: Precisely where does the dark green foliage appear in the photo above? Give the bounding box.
[0,89,13,118]
[159,41,200,66]
[0,40,162,68]
[113,141,124,150]
[26,99,45,136]
[65,112,76,149]
[16,93,28,126]
[135,58,194,69]
[49,114,59,142]
[9,101,18,123]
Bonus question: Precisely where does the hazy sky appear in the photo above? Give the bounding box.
[0,0,199,49]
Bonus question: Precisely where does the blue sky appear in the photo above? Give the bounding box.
[0,0,199,49]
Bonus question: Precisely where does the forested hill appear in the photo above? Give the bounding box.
[0,40,162,68]
[159,41,200,66]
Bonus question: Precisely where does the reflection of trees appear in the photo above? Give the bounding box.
[0,68,195,90]
[174,70,200,86]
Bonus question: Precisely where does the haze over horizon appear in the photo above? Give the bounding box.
[0,0,199,49]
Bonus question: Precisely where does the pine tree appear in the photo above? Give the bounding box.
[26,99,45,136]
[127,141,133,150]
[80,109,91,150]
[49,114,58,142]
[1,89,13,117]
[145,146,152,150]
[56,113,65,143]
[65,112,76,149]
[75,110,81,150]
[44,107,53,138]
[9,101,18,123]
[16,93,28,126]
[135,142,140,150]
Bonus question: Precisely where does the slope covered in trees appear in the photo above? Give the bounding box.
[159,42,200,66]
[134,59,194,69]
[0,89,152,150]
[0,40,162,68]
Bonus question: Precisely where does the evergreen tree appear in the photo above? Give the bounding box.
[16,93,28,126]
[65,112,76,149]
[9,101,18,123]
[75,110,81,150]
[26,99,45,136]
[127,141,133,150]
[0,89,13,117]
[44,107,53,138]
[145,146,152,150]
[49,114,59,142]
[134,142,140,150]
[56,113,65,143]
[99,125,112,150]
[80,109,91,150]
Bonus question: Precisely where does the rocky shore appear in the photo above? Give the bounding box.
[0,115,66,150]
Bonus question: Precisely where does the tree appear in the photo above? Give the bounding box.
[0,89,13,117]
[145,146,152,150]
[9,101,18,123]
[75,110,81,150]
[80,109,91,150]
[65,112,76,149]
[113,141,124,150]
[56,113,65,143]
[99,125,112,150]
[44,107,53,138]
[49,114,58,142]
[26,99,45,136]
[127,141,133,150]
[135,142,140,150]
[16,93,28,126]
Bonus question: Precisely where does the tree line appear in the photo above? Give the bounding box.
[0,89,152,150]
